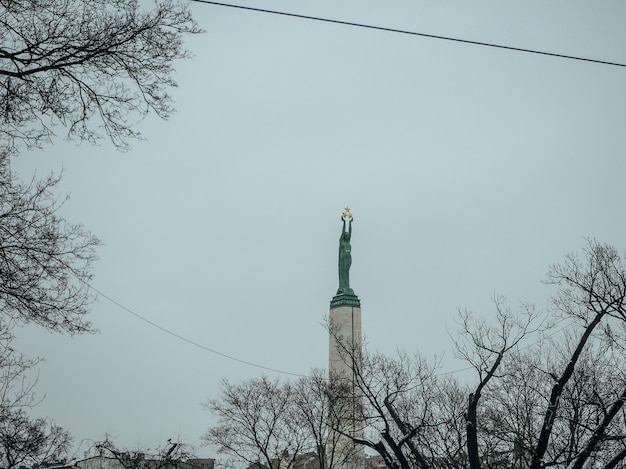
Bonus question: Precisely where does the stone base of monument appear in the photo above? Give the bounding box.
[330,291,360,308]
[328,303,364,469]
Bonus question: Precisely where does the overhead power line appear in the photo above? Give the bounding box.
[0,222,305,378]
[190,0,626,68]
[88,275,580,381]
[85,282,308,377]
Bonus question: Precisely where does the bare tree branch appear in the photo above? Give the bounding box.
[0,0,202,153]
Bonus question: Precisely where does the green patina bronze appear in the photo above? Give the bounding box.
[338,217,353,294]
[331,210,360,308]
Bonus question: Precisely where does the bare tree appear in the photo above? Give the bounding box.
[530,240,626,469]
[0,408,72,469]
[0,160,101,334]
[0,159,100,468]
[454,295,541,469]
[328,326,445,469]
[0,317,42,415]
[447,240,626,469]
[91,434,198,469]
[203,377,309,469]
[292,369,358,469]
[0,0,202,153]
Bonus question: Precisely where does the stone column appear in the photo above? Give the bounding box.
[328,296,364,469]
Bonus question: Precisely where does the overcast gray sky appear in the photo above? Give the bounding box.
[10,0,626,460]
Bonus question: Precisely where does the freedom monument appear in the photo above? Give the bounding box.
[328,207,364,469]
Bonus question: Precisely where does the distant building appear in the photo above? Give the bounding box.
[363,455,385,469]
[75,456,120,469]
[290,453,320,469]
[67,455,215,469]
[185,460,215,469]
[244,453,320,469]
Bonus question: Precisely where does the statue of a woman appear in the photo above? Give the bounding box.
[338,215,353,295]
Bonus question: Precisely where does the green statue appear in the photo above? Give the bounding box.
[338,208,354,295]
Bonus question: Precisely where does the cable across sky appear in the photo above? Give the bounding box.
[190,0,626,68]
[84,277,581,381]
[84,281,308,377]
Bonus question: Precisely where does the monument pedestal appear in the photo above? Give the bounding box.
[329,301,364,469]
[330,291,360,308]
